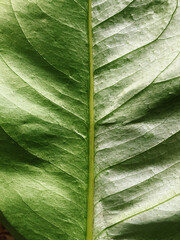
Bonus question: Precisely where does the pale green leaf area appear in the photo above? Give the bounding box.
[0,0,180,240]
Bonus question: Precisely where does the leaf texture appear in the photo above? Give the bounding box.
[0,0,89,239]
[0,0,180,240]
[93,0,180,239]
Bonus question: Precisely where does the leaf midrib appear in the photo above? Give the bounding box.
[86,0,94,239]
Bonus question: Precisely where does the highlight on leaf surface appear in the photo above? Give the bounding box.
[0,0,180,240]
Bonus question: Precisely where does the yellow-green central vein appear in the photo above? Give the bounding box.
[86,0,94,239]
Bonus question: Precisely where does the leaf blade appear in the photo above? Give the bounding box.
[93,0,180,239]
[0,0,89,239]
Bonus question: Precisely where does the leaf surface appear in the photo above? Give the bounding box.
[0,0,180,240]
[0,0,89,239]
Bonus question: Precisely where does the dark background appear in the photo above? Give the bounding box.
[0,223,14,240]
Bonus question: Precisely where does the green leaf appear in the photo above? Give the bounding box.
[0,0,180,240]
